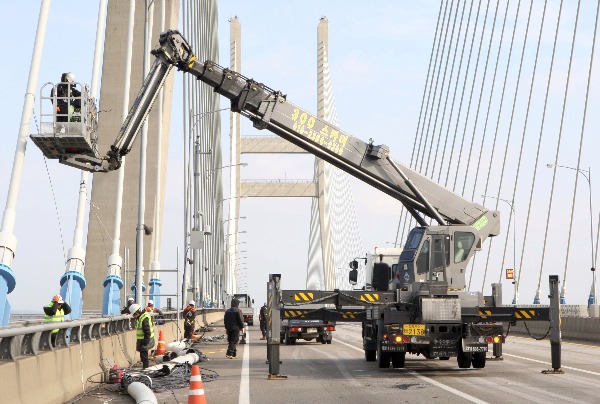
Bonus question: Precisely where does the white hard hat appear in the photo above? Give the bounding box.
[65,72,76,83]
[127,297,134,302]
[147,300,154,306]
[129,304,141,315]
[188,300,195,306]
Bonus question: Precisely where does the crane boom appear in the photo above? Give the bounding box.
[39,30,499,241]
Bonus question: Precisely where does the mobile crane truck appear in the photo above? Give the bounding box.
[32,29,560,371]
[233,293,254,325]
[280,304,335,345]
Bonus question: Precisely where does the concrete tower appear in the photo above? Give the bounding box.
[84,1,180,310]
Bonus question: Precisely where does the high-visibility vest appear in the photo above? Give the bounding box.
[136,311,154,341]
[44,303,65,334]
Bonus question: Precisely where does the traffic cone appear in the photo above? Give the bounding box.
[188,364,206,404]
[155,330,166,355]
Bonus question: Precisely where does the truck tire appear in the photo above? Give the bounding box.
[472,352,486,369]
[457,351,472,369]
[284,331,291,345]
[391,352,406,368]
[377,345,390,368]
[365,349,377,362]
[320,338,326,344]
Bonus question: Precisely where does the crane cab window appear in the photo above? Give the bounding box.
[404,229,424,250]
[416,239,430,274]
[432,235,450,271]
[454,232,475,263]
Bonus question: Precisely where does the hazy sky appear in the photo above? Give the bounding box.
[1,1,599,312]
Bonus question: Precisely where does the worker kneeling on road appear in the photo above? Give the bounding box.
[224,298,245,359]
[44,294,72,347]
[130,303,155,369]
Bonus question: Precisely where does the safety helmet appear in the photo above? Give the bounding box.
[188,300,195,306]
[65,72,76,83]
[147,300,154,306]
[127,297,134,302]
[54,295,64,304]
[129,303,141,315]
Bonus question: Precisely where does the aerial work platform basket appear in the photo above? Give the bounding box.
[30,82,99,162]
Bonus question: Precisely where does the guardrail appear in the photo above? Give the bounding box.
[0,311,180,361]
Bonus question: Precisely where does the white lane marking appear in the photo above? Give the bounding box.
[309,346,362,387]
[503,353,600,376]
[335,338,489,404]
[239,329,250,404]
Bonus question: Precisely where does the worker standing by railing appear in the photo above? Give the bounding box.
[43,295,71,347]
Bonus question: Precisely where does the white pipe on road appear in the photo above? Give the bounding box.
[127,381,157,404]
[145,352,200,373]
[165,341,186,353]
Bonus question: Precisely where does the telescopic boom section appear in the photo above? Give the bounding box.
[102,30,194,171]
[98,30,498,236]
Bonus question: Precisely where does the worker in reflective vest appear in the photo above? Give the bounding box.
[43,294,72,347]
[130,303,155,369]
[145,299,164,325]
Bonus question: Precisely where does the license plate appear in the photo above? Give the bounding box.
[403,324,425,336]
[463,345,487,352]
[382,345,406,352]
[307,328,317,333]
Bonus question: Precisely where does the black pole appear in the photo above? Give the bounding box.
[267,274,286,379]
[543,275,563,374]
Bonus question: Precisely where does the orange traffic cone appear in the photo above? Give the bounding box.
[155,330,166,355]
[188,364,207,404]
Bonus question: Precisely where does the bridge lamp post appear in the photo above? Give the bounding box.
[184,109,227,308]
[482,195,517,304]
[547,164,595,305]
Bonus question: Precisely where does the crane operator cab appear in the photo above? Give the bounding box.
[397,226,479,296]
[30,79,99,167]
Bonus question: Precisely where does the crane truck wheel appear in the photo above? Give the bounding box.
[365,349,377,362]
[471,352,486,368]
[377,344,390,368]
[457,351,472,369]
[391,352,406,368]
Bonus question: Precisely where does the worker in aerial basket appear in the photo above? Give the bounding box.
[51,72,81,122]
[43,294,72,347]
[130,303,155,369]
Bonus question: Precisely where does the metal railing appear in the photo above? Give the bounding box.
[0,311,180,361]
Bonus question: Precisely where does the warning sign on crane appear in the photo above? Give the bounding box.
[506,269,514,280]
